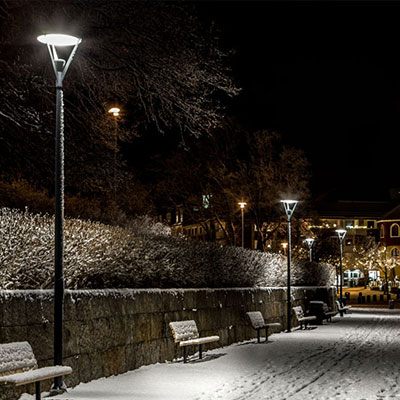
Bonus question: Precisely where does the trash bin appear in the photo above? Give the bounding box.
[345,292,350,300]
[389,300,395,309]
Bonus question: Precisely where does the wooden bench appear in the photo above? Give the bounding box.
[0,341,72,400]
[169,320,219,363]
[246,311,281,342]
[309,301,337,324]
[336,300,352,317]
[293,306,317,329]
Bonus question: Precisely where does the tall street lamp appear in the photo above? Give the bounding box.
[281,199,298,332]
[37,33,81,393]
[238,202,247,248]
[336,229,347,308]
[108,107,120,201]
[305,238,315,262]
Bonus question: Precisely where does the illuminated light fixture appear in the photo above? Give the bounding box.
[37,34,81,47]
[281,199,298,333]
[238,202,247,247]
[281,242,288,249]
[335,229,347,310]
[305,238,315,261]
[108,107,120,117]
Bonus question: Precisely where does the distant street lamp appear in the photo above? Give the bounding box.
[37,33,81,394]
[305,238,315,262]
[281,242,288,256]
[281,199,298,332]
[336,229,347,308]
[108,107,120,200]
[238,202,247,248]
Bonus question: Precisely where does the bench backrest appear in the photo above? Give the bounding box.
[169,320,199,343]
[0,342,37,377]
[293,306,305,319]
[336,300,342,310]
[246,311,265,329]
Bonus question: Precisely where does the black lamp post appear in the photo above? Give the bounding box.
[281,199,298,332]
[238,202,247,248]
[37,33,81,393]
[336,229,347,308]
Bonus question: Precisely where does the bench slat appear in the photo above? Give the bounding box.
[0,366,72,386]
[179,336,220,347]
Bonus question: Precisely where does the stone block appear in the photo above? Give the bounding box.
[76,320,93,354]
[2,296,26,327]
[25,296,53,325]
[102,346,126,377]
[64,319,79,357]
[27,323,53,361]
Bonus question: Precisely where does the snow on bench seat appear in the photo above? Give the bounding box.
[169,320,219,363]
[179,336,220,347]
[0,365,72,386]
[0,341,72,399]
[246,311,281,342]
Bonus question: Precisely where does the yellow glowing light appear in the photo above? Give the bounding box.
[108,107,120,117]
[238,202,247,209]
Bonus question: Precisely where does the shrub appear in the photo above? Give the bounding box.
[0,208,335,289]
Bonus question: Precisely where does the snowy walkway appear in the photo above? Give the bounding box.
[45,309,400,400]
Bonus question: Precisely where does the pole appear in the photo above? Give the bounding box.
[241,207,244,248]
[309,248,312,262]
[53,67,64,391]
[113,118,117,201]
[339,239,343,305]
[287,217,291,332]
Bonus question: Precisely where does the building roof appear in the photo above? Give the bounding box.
[314,200,394,219]
[379,204,400,221]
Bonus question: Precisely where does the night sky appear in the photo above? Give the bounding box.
[197,1,400,201]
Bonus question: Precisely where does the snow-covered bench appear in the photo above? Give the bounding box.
[0,341,72,400]
[336,300,352,317]
[246,311,281,343]
[293,306,317,329]
[309,301,337,324]
[169,320,220,363]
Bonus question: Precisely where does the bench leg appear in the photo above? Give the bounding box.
[35,381,41,400]
[265,327,269,342]
[183,346,187,363]
[199,344,202,360]
[257,329,260,343]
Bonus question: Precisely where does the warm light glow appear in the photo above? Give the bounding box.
[37,34,81,47]
[108,107,120,117]
[281,242,288,249]
[238,202,247,209]
[336,229,347,241]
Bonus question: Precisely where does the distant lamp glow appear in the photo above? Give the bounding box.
[281,199,298,333]
[281,242,288,249]
[37,34,81,47]
[305,238,315,261]
[108,107,120,117]
[238,202,247,247]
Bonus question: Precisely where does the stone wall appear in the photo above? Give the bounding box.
[0,287,335,399]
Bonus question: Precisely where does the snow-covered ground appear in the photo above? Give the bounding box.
[40,308,400,400]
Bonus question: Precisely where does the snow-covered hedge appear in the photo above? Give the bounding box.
[0,208,335,289]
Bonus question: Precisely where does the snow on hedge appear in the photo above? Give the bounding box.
[0,208,335,289]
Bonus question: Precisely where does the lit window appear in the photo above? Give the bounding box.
[367,220,375,229]
[390,223,400,238]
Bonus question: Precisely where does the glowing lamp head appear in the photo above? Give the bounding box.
[238,202,247,209]
[37,34,81,47]
[281,199,298,219]
[335,229,347,241]
[281,242,288,249]
[108,107,120,117]
[305,238,315,248]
